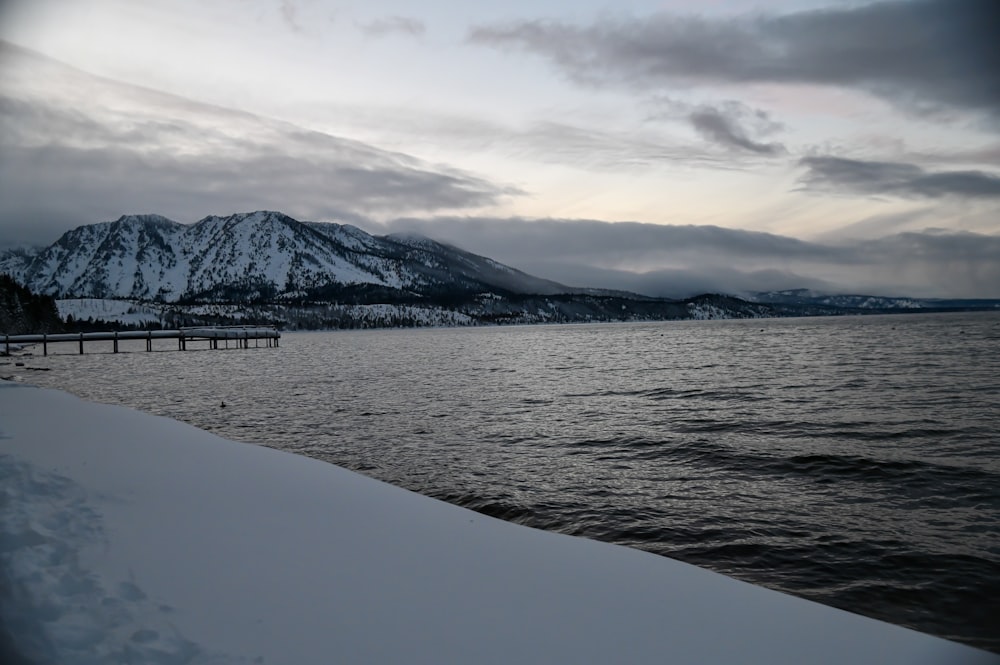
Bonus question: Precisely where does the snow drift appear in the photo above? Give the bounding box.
[0,382,995,664]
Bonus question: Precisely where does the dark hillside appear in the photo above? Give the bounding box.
[0,273,63,336]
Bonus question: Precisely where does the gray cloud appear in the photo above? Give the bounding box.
[508,119,745,169]
[814,208,938,242]
[296,99,780,175]
[375,216,1000,299]
[546,264,834,299]
[469,0,1000,122]
[799,156,1000,199]
[853,230,1000,296]
[384,112,760,170]
[382,215,835,267]
[638,96,787,157]
[689,106,784,155]
[279,0,302,33]
[0,41,513,247]
[359,16,426,38]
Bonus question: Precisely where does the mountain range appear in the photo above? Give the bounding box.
[1,211,996,329]
[745,289,1000,312]
[0,211,575,303]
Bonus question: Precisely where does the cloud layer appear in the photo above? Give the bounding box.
[799,156,1000,199]
[380,216,1000,299]
[470,0,999,121]
[0,41,510,246]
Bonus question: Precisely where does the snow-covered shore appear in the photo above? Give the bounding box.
[1,382,996,664]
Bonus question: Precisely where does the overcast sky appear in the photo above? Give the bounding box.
[1,0,998,298]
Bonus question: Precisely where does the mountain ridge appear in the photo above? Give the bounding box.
[3,211,786,328]
[1,211,576,303]
[8,212,993,331]
[746,288,1000,311]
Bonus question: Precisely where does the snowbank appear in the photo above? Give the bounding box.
[55,298,164,326]
[0,382,995,664]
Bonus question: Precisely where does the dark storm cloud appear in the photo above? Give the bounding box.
[377,216,1000,299]
[359,16,426,38]
[799,156,1000,199]
[0,42,513,247]
[469,0,1000,121]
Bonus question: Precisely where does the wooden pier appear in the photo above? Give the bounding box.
[3,325,280,356]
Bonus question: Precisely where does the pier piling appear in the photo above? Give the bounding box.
[1,326,280,356]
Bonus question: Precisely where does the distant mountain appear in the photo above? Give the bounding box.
[2,211,785,328]
[747,289,1000,312]
[6,215,997,331]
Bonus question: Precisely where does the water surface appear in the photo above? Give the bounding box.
[12,312,1000,652]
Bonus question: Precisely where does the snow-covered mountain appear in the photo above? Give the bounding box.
[746,288,1000,311]
[745,289,922,309]
[1,211,570,302]
[6,216,996,331]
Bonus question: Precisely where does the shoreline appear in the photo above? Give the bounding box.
[1,381,997,664]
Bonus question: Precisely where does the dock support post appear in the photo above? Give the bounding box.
[79,332,84,355]
[43,334,47,356]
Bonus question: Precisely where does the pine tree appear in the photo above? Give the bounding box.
[0,273,64,335]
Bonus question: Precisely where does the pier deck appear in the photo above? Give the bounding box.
[3,326,280,355]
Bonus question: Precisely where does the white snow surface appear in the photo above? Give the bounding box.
[0,383,995,665]
[56,298,164,326]
[7,211,571,304]
[688,302,758,320]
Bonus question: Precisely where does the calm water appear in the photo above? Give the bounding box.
[10,312,1000,652]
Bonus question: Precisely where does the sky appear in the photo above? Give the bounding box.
[0,0,998,298]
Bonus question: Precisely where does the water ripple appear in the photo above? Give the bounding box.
[16,312,1000,653]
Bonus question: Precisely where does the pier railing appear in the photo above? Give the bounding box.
[3,325,280,355]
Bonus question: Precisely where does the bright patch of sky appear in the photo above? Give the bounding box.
[1,0,998,296]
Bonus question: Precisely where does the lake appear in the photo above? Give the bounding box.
[11,311,1000,653]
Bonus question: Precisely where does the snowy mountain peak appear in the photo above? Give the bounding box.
[195,210,296,228]
[113,213,180,228]
[2,211,572,303]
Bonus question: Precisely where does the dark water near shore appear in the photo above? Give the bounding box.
[10,312,1000,653]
